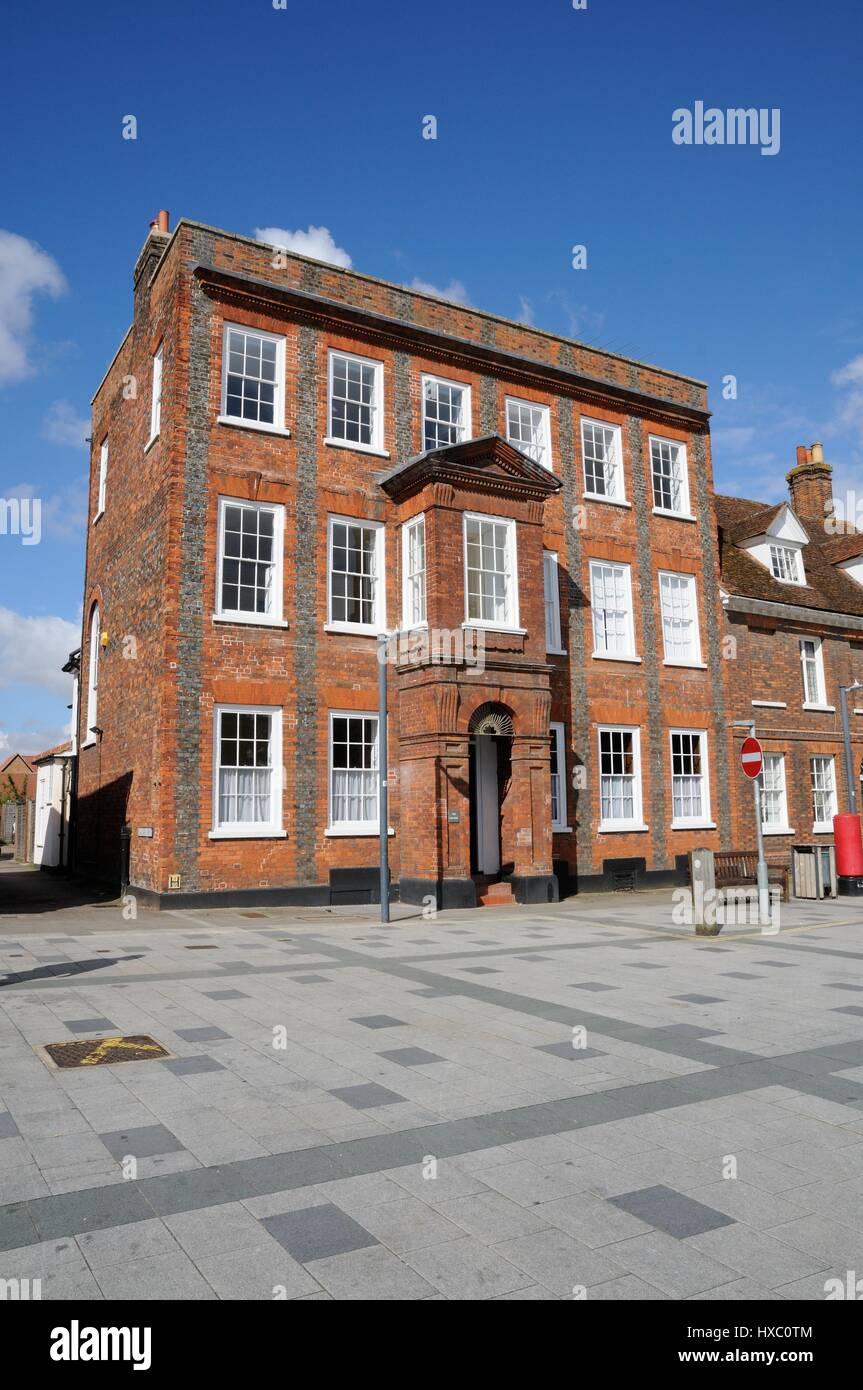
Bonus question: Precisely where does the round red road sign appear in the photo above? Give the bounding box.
[740,735,764,780]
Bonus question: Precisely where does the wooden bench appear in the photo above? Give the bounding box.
[714,851,791,902]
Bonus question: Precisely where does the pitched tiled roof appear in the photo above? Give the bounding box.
[715,494,863,619]
[32,741,73,763]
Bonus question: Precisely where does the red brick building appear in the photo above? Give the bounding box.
[717,445,863,871]
[76,213,742,907]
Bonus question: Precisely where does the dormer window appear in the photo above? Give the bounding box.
[770,544,802,584]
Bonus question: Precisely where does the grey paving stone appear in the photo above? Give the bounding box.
[409,988,452,998]
[833,1006,863,1017]
[0,1112,19,1139]
[202,989,248,1000]
[350,1015,406,1029]
[721,972,763,980]
[295,975,330,983]
[492,1227,624,1296]
[306,1243,434,1300]
[377,1048,444,1067]
[92,1250,218,1300]
[163,1056,225,1075]
[608,1231,739,1298]
[537,1191,654,1247]
[341,1196,460,1252]
[77,1217,179,1267]
[520,955,550,962]
[588,1274,669,1299]
[30,1184,155,1241]
[174,1026,231,1042]
[609,1185,735,1239]
[262,1202,378,1262]
[99,1124,184,1161]
[570,982,618,992]
[438,1191,549,1242]
[198,1239,320,1299]
[536,1042,606,1062]
[662,1025,721,1038]
[459,967,500,975]
[63,1017,116,1033]
[671,994,724,1005]
[329,1084,406,1110]
[404,1236,530,1299]
[0,1202,39,1253]
[688,1224,830,1288]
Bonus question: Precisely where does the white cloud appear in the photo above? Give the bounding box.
[254,225,352,269]
[0,230,66,384]
[517,296,534,326]
[0,723,70,759]
[409,277,470,305]
[830,355,863,446]
[7,476,88,541]
[41,399,89,449]
[831,355,863,388]
[0,608,79,695]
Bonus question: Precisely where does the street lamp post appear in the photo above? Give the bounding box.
[377,633,390,925]
[839,680,863,815]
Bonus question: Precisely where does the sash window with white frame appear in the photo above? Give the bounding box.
[217,499,284,623]
[670,730,709,825]
[811,755,837,829]
[222,325,284,429]
[650,436,690,515]
[582,419,623,500]
[149,342,163,442]
[800,637,827,705]
[506,398,551,469]
[328,351,383,450]
[423,376,470,451]
[402,515,426,628]
[759,753,790,831]
[599,727,643,829]
[85,605,100,740]
[659,572,701,664]
[543,551,563,652]
[590,560,635,658]
[329,714,379,833]
[771,544,802,583]
[95,440,108,518]
[464,514,518,628]
[327,517,385,632]
[550,722,567,829]
[213,707,282,836]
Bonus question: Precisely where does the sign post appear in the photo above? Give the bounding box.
[728,723,771,926]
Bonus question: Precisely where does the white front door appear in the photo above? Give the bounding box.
[475,736,500,875]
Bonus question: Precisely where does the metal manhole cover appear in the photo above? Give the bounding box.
[40,1035,171,1069]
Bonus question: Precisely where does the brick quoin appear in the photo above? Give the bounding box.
[73,216,863,909]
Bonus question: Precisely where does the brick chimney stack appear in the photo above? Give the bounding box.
[786,442,833,520]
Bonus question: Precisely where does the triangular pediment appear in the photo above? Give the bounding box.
[379,433,561,501]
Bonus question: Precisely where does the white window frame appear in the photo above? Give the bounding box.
[84,605,100,746]
[95,439,108,521]
[543,551,564,653]
[800,637,830,709]
[218,322,287,435]
[769,543,804,585]
[214,497,286,627]
[589,560,638,661]
[147,341,163,446]
[326,514,386,635]
[811,754,837,833]
[327,710,381,836]
[759,753,793,835]
[210,705,284,839]
[581,418,626,504]
[550,722,569,831]
[422,373,472,452]
[505,397,552,470]
[649,435,693,518]
[598,725,646,832]
[401,514,427,630]
[659,571,703,667]
[325,349,386,455]
[462,511,521,631]
[669,729,713,829]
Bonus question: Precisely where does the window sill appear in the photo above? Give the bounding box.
[213,614,289,630]
[217,415,291,438]
[144,433,160,454]
[763,826,795,836]
[80,738,98,750]
[752,700,787,709]
[208,828,287,840]
[812,825,835,836]
[802,703,835,713]
[591,652,642,664]
[652,508,696,523]
[663,660,707,669]
[552,825,573,834]
[546,647,567,657]
[398,622,429,635]
[583,494,630,509]
[598,823,650,834]
[323,436,389,458]
[324,622,381,637]
[325,827,395,838]
[461,622,527,636]
[671,821,717,831]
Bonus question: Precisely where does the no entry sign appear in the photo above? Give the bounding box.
[740,736,764,780]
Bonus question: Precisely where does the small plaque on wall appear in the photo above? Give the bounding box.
[137,827,154,838]
[447,810,460,823]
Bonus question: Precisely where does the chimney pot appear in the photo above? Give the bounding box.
[787,442,832,519]
[157,210,169,234]
[810,441,824,464]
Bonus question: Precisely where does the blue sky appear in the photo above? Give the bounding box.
[1,0,861,753]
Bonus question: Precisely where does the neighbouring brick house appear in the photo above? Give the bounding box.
[717,445,863,867]
[77,212,738,907]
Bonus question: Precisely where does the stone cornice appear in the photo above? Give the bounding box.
[192,262,710,429]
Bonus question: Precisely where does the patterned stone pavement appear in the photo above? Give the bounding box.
[2,877,863,1300]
